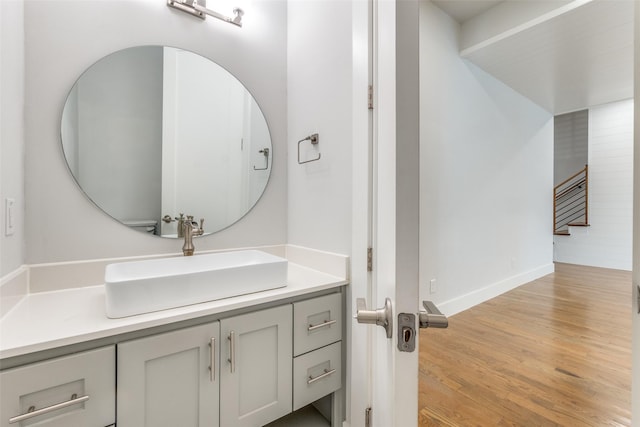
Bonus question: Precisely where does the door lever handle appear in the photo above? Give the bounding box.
[355,297,393,338]
[419,301,448,329]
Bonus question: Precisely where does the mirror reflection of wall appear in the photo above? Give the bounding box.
[62,47,163,231]
[61,46,272,238]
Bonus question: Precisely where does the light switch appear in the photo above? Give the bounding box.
[5,198,15,236]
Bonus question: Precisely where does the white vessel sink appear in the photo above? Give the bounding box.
[105,250,288,318]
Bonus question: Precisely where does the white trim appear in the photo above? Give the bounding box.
[10,245,349,295]
[285,245,350,280]
[27,245,286,293]
[0,266,28,319]
[347,0,373,425]
[26,244,287,269]
[460,0,592,57]
[438,263,555,317]
[0,264,28,284]
[631,1,639,421]
[369,0,398,424]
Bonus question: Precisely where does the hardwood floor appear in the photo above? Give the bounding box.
[418,263,632,426]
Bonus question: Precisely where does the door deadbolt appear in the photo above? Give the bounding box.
[397,313,416,352]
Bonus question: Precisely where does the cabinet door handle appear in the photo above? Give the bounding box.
[9,394,90,424]
[308,319,337,332]
[307,368,336,385]
[209,337,216,382]
[228,331,236,373]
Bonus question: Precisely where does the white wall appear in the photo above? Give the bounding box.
[554,99,634,271]
[287,4,360,425]
[66,47,163,225]
[554,109,588,186]
[419,1,554,315]
[23,0,287,263]
[0,0,25,276]
[286,0,353,255]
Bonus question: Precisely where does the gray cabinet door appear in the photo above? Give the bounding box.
[117,322,220,427]
[220,305,292,427]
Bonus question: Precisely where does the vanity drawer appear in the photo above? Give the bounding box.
[293,292,342,356]
[293,341,342,411]
[0,346,115,427]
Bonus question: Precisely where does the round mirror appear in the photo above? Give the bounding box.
[60,46,272,238]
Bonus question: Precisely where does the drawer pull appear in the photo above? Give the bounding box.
[308,319,337,332]
[209,337,216,382]
[9,394,90,424]
[307,368,336,385]
[228,331,236,373]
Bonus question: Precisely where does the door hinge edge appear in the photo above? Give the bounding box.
[365,406,372,427]
[367,247,373,272]
[368,85,374,110]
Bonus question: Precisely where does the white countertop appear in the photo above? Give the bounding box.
[0,263,347,360]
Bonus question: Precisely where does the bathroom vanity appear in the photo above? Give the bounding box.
[0,248,348,427]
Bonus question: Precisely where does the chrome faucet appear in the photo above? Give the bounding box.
[182,215,204,256]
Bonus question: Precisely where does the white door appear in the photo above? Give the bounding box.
[351,2,640,427]
[161,48,246,236]
[350,1,423,426]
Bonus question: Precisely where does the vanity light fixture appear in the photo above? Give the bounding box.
[167,0,244,27]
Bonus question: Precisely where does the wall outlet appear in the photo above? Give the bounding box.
[5,198,15,236]
[429,279,437,294]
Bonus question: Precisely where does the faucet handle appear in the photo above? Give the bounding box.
[199,218,205,231]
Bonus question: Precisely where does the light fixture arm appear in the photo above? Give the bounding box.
[167,0,244,27]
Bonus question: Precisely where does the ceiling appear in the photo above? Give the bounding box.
[431,0,634,114]
[431,0,503,23]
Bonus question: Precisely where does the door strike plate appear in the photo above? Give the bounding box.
[397,313,416,352]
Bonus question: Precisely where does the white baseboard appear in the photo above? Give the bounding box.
[438,263,555,317]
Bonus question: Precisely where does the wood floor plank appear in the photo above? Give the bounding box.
[419,263,632,426]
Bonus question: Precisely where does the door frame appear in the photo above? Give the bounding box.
[349,1,422,426]
[632,1,639,422]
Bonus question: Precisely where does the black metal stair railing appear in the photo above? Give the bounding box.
[554,165,588,235]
